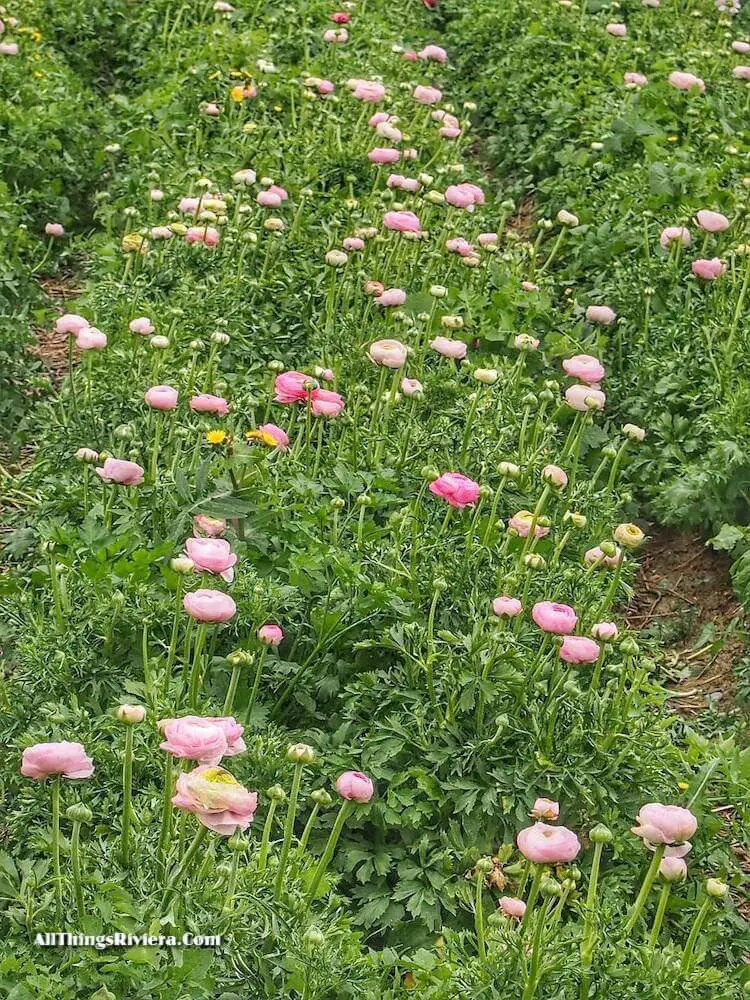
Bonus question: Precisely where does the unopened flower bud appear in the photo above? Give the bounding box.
[66,803,93,824]
[267,784,287,802]
[171,556,195,574]
[311,788,333,807]
[117,704,146,725]
[622,423,645,442]
[589,823,614,844]
[287,743,315,764]
[706,878,728,899]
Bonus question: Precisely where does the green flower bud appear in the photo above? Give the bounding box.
[267,784,288,802]
[620,637,639,656]
[475,857,494,875]
[287,743,315,764]
[311,788,333,807]
[589,823,614,844]
[706,878,728,899]
[66,803,93,824]
[303,926,326,948]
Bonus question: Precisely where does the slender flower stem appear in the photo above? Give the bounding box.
[51,776,62,921]
[161,825,209,912]
[475,869,487,959]
[257,799,279,872]
[222,847,243,915]
[158,754,175,860]
[521,897,552,1000]
[520,864,544,932]
[623,844,665,935]
[243,647,268,723]
[648,882,671,949]
[274,761,304,900]
[188,623,208,710]
[70,820,85,924]
[298,803,320,852]
[307,799,353,898]
[121,726,134,867]
[605,438,630,491]
[165,578,184,694]
[680,897,713,974]
[579,840,604,999]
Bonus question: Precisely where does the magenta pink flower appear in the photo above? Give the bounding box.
[631,803,697,845]
[274,371,311,404]
[258,624,284,646]
[330,11,350,22]
[383,210,421,233]
[562,354,605,384]
[185,537,237,580]
[517,822,581,864]
[691,257,725,280]
[532,601,578,634]
[189,393,230,415]
[96,458,144,486]
[492,595,523,618]
[194,514,226,537]
[498,896,526,919]
[560,636,601,664]
[21,742,94,780]
[256,423,289,450]
[183,589,237,623]
[531,798,559,821]
[336,771,374,802]
[172,764,258,835]
[310,388,345,416]
[145,385,179,410]
[429,472,480,509]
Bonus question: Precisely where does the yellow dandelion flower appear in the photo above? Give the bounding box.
[246,429,278,448]
[206,430,228,445]
[230,85,246,102]
[678,782,689,792]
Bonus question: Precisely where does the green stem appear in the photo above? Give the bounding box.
[158,754,175,860]
[307,799,353,898]
[475,869,487,959]
[71,820,85,924]
[579,841,604,998]
[648,882,671,949]
[188,623,208,710]
[521,897,552,1000]
[520,864,544,932]
[222,848,242,914]
[244,647,268,723]
[257,799,278,872]
[121,726,134,867]
[680,897,713,974]
[274,762,304,900]
[161,825,209,912]
[298,803,320,852]
[51,776,62,921]
[623,844,665,935]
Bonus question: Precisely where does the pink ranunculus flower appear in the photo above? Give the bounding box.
[632,803,697,845]
[310,388,345,416]
[517,822,581,864]
[172,764,258,835]
[257,190,282,208]
[369,111,390,127]
[257,423,290,451]
[445,185,475,211]
[440,126,461,139]
[343,237,365,251]
[562,354,605,384]
[585,304,616,325]
[429,472,480,509]
[194,514,226,537]
[541,464,568,488]
[592,621,618,641]
[492,596,523,618]
[185,226,220,247]
[76,327,107,350]
[478,232,499,247]
[429,336,467,360]
[96,458,144,486]
[560,636,601,664]
[274,371,311,404]
[606,22,627,36]
[401,377,424,396]
[368,339,408,368]
[402,49,419,62]
[660,857,688,881]
[584,545,622,568]
[323,27,348,43]
[330,11,350,23]
[695,210,730,233]
[336,771,375,802]
[185,537,238,581]
[45,223,65,238]
[419,44,447,62]
[508,511,551,539]
[368,148,400,164]
[145,385,179,410]
[668,71,705,92]
[383,210,421,232]
[375,288,407,307]
[0,42,18,55]
[732,40,750,54]
[189,393,230,415]
[258,623,284,646]
[624,71,648,87]
[446,237,474,257]
[55,313,89,335]
[183,589,237,623]
[159,716,229,764]
[179,197,202,215]
[413,85,442,104]
[21,742,94,780]
[660,226,691,249]
[129,316,154,335]
[691,257,725,280]
[498,896,526,919]
[531,798,559,821]
[732,66,750,80]
[565,384,606,411]
[354,80,386,102]
[532,601,578,634]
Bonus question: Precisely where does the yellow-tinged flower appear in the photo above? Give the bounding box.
[678,782,689,791]
[246,429,278,448]
[613,522,645,549]
[121,233,149,255]
[206,429,228,445]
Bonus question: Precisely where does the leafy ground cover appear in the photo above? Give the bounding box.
[0,0,748,997]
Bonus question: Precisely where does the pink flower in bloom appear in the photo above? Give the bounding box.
[562,355,605,384]
[695,210,730,233]
[354,80,386,102]
[0,42,18,55]
[45,223,65,237]
[631,803,698,845]
[268,185,288,202]
[585,304,616,325]
[446,237,475,257]
[145,385,179,410]
[492,595,523,618]
[384,210,420,232]
[257,190,282,208]
[478,232,499,247]
[368,339,408,367]
[336,771,375,802]
[732,66,750,80]
[531,798,559,821]
[185,537,238,580]
[202,103,221,117]
[413,85,442,104]
[258,624,284,646]
[419,44,447,62]
[96,458,145,486]
[194,514,226,537]
[440,126,462,140]
[368,148,400,164]
[401,377,423,396]
[56,313,89,335]
[311,388,345,416]
[585,545,622,568]
[402,49,419,62]
[508,511,550,539]
[179,197,202,215]
[172,765,258,835]
[521,281,538,292]
[429,472,480,509]
[606,22,627,36]
[190,394,230,415]
[257,423,289,450]
[375,288,407,307]
[445,185,475,211]
[691,257,725,280]
[732,41,750,54]
[517,823,581,864]
[274,371,311,404]
[323,27,348,43]
[183,589,237,623]
[498,896,526,919]
[542,464,568,488]
[560,636,601,664]
[129,316,154,335]
[330,11,350,23]
[76,327,107,350]
[429,336,467,360]
[660,226,691,249]
[624,71,648,87]
[160,716,233,764]
[565,385,606,411]
[532,601,578,634]
[185,226,220,247]
[343,237,365,251]
[368,111,390,127]
[668,71,705,92]
[592,621,618,641]
[21,742,94,780]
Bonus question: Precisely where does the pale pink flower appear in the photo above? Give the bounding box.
[531,798,559,821]
[585,304,616,325]
[632,803,697,845]
[145,385,179,410]
[429,336,467,359]
[413,85,442,104]
[562,355,605,384]
[565,385,606,411]
[183,589,237,623]
[532,601,578,634]
[96,458,144,486]
[492,596,522,618]
[695,210,729,233]
[517,822,581,864]
[498,896,526,919]
[660,226,691,249]
[560,636,601,664]
[668,71,705,92]
[189,393,230,415]
[172,764,258,835]
[691,257,725,280]
[21,742,94,780]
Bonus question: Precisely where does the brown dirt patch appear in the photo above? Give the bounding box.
[626,524,745,714]
[26,273,84,389]
[508,194,535,237]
